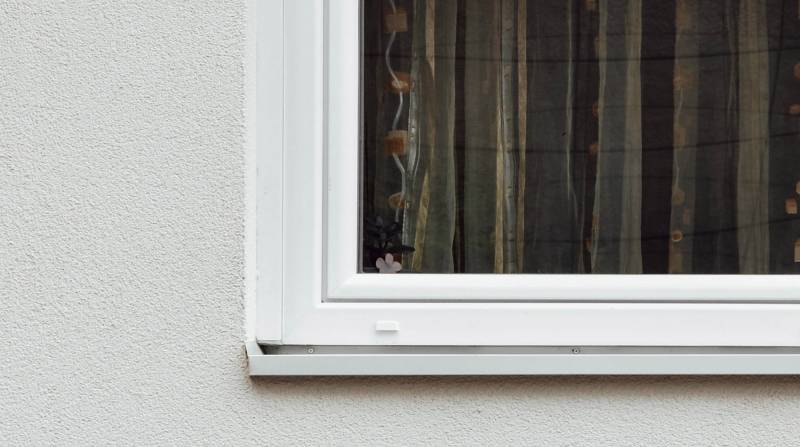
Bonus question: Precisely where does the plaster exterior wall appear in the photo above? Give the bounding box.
[2,1,800,445]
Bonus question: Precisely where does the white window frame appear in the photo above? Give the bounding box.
[249,0,800,375]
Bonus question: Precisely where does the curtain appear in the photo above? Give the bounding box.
[364,0,794,274]
[592,0,643,273]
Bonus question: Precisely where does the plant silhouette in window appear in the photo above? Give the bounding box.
[363,216,414,273]
[376,254,402,274]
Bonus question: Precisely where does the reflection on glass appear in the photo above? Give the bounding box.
[361,0,800,274]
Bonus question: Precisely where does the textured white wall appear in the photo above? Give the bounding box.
[2,1,800,446]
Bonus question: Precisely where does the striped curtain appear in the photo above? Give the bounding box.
[363,0,795,274]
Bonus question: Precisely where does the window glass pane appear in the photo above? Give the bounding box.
[361,0,799,274]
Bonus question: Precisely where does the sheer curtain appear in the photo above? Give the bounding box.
[364,0,793,274]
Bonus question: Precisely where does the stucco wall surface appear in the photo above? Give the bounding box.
[2,1,800,446]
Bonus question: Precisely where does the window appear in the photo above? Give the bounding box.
[250,0,800,375]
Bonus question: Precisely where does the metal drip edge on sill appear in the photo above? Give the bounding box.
[246,342,800,376]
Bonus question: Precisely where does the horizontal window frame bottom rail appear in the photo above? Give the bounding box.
[245,342,800,376]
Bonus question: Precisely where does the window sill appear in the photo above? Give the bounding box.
[245,342,800,376]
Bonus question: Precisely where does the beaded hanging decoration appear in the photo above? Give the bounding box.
[384,0,410,223]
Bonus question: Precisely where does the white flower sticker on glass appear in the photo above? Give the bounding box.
[376,254,402,274]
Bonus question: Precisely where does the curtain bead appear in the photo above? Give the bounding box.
[384,130,408,156]
[787,198,798,215]
[388,192,408,210]
[383,7,408,34]
[388,72,413,93]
